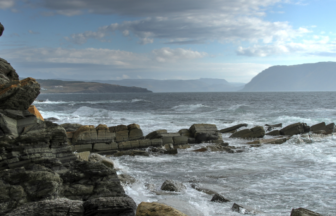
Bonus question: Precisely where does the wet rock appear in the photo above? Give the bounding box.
[310,122,326,133]
[83,196,136,216]
[136,202,187,216]
[173,136,188,145]
[5,198,84,216]
[164,149,178,155]
[220,124,248,133]
[174,144,190,149]
[232,203,262,215]
[157,198,204,216]
[266,130,280,136]
[45,117,59,122]
[187,137,196,144]
[118,174,136,185]
[280,122,310,136]
[211,193,230,203]
[0,78,40,110]
[88,153,114,169]
[114,150,149,157]
[265,123,282,131]
[178,129,191,137]
[290,207,323,216]
[230,126,265,139]
[60,123,82,132]
[145,129,167,139]
[193,147,207,152]
[194,132,219,143]
[326,123,335,133]
[109,124,128,133]
[161,180,186,192]
[191,184,217,195]
[247,138,288,145]
[127,123,140,130]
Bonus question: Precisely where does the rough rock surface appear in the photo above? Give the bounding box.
[211,193,230,203]
[0,58,19,85]
[220,124,248,133]
[136,202,188,216]
[280,123,310,135]
[290,208,322,216]
[28,105,44,121]
[0,78,40,110]
[0,22,3,37]
[161,180,186,192]
[230,126,265,139]
[232,203,262,215]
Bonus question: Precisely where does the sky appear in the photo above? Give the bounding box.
[0,0,335,83]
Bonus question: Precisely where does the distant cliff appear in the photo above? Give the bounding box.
[37,79,152,93]
[92,78,245,92]
[242,62,336,92]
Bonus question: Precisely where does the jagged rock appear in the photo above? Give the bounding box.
[310,122,326,133]
[230,126,265,139]
[290,208,322,216]
[89,153,114,168]
[118,174,136,185]
[280,123,310,135]
[145,129,167,139]
[194,132,220,143]
[113,150,149,157]
[0,58,19,85]
[60,123,82,132]
[161,180,186,192]
[265,123,282,131]
[136,202,187,216]
[266,130,280,136]
[326,123,335,133]
[191,184,217,195]
[28,105,44,121]
[0,78,40,110]
[83,196,136,216]
[220,124,248,133]
[211,193,230,203]
[5,198,84,216]
[232,203,262,215]
[0,22,4,37]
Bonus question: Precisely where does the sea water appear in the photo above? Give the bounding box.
[34,92,336,215]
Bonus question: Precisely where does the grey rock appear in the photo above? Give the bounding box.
[6,198,84,216]
[220,124,248,133]
[60,123,83,132]
[310,122,326,132]
[211,193,230,203]
[326,123,335,133]
[118,174,136,185]
[265,123,282,131]
[178,129,191,137]
[163,149,178,155]
[173,136,188,145]
[290,208,322,216]
[231,203,262,215]
[230,126,265,139]
[113,150,149,157]
[0,58,19,85]
[266,130,280,136]
[280,123,310,135]
[83,196,136,216]
[161,180,186,192]
[145,129,167,139]
[190,184,217,195]
[189,124,218,137]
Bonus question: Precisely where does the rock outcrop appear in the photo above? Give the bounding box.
[220,124,248,133]
[136,202,188,216]
[290,208,322,216]
[161,180,186,192]
[0,22,4,37]
[280,123,310,136]
[230,126,265,139]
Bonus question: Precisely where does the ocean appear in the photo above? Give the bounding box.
[34,92,336,216]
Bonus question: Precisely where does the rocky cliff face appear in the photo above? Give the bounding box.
[0,24,136,216]
[242,62,336,92]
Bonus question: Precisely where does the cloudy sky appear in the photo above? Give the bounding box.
[0,0,335,83]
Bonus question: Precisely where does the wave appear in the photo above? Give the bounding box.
[172,104,210,112]
[34,99,129,105]
[131,99,151,103]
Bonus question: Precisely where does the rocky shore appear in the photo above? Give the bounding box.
[0,22,326,216]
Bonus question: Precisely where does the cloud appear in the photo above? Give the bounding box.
[237,35,336,57]
[0,47,267,82]
[0,0,15,9]
[28,30,40,34]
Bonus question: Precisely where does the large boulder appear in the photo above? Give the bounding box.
[230,126,265,139]
[0,58,19,85]
[220,124,248,133]
[161,180,186,192]
[280,123,310,135]
[136,202,188,216]
[290,208,322,216]
[60,123,82,132]
[189,124,222,143]
[0,77,40,110]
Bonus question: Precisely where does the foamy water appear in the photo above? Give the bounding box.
[34,92,336,215]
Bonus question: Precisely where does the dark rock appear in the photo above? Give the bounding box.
[265,123,282,131]
[326,123,335,133]
[310,122,326,132]
[145,129,167,139]
[5,198,84,216]
[83,196,136,216]
[194,132,219,143]
[191,184,217,195]
[232,203,262,215]
[280,123,310,135]
[189,124,218,137]
[45,117,59,122]
[290,208,322,216]
[0,58,19,85]
[178,129,191,137]
[0,22,4,37]
[0,78,40,110]
[193,147,208,152]
[187,137,196,144]
[266,130,280,136]
[211,193,230,203]
[230,126,265,139]
[163,149,178,155]
[114,150,149,157]
[220,124,248,133]
[161,180,186,192]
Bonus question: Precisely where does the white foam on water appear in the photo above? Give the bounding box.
[172,104,210,112]
[131,99,151,103]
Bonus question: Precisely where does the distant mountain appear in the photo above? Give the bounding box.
[92,78,245,92]
[242,62,336,92]
[36,79,152,93]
